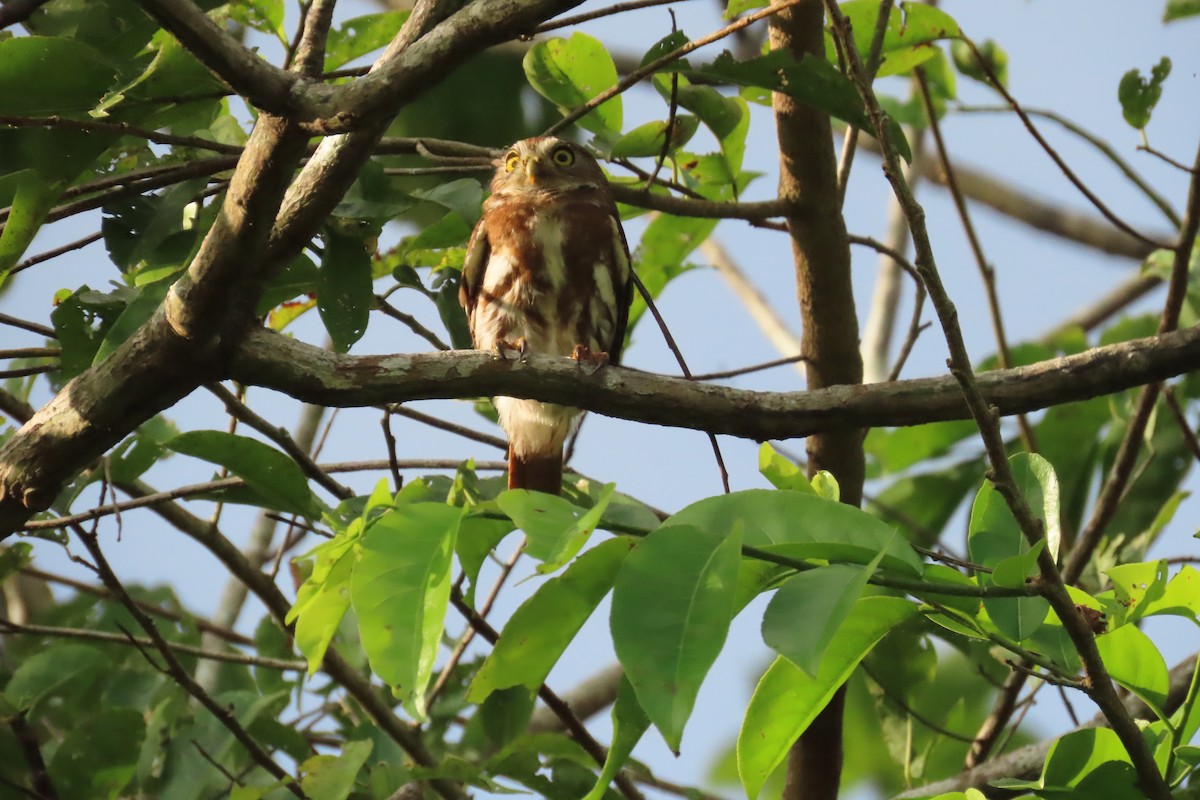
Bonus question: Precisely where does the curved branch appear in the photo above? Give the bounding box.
[227,325,1200,441]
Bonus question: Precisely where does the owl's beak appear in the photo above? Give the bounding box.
[524,156,543,184]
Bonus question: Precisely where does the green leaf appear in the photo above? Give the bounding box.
[738,597,917,800]
[611,116,700,158]
[829,1,962,78]
[523,33,622,137]
[93,279,170,364]
[319,228,374,353]
[611,523,740,753]
[289,535,357,674]
[1104,559,1169,626]
[49,708,144,800]
[628,213,712,332]
[811,471,839,501]
[496,485,617,574]
[582,676,651,800]
[664,489,924,576]
[990,539,1045,589]
[1140,564,1200,619]
[1118,57,1171,130]
[865,420,977,475]
[968,454,1060,641]
[1095,624,1169,715]
[673,50,910,161]
[0,170,57,283]
[1165,0,1200,21]
[762,565,871,677]
[0,36,117,114]
[469,536,634,702]
[1041,727,1132,788]
[436,273,474,350]
[758,442,814,492]
[324,12,409,70]
[301,740,374,800]
[167,430,320,518]
[350,503,462,718]
[411,179,484,223]
[950,38,1009,88]
[5,643,107,709]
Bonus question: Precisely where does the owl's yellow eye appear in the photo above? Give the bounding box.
[504,151,520,173]
[551,146,575,167]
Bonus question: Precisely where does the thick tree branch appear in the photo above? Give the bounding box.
[227,324,1200,442]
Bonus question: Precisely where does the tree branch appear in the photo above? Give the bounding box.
[223,324,1200,442]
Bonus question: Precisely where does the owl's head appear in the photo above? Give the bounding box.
[491,137,606,195]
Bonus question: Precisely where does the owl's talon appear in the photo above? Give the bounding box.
[493,337,528,362]
[571,344,609,374]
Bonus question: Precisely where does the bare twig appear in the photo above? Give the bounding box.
[0,618,308,671]
[375,296,451,350]
[533,0,692,33]
[206,383,354,500]
[917,68,1038,453]
[8,713,57,800]
[0,115,242,154]
[1139,144,1200,175]
[387,404,507,450]
[960,37,1174,252]
[956,105,1180,227]
[0,0,53,28]
[691,354,808,381]
[629,270,731,493]
[0,313,55,339]
[9,232,105,276]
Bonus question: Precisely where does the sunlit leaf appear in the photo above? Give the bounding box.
[758,442,813,493]
[611,523,740,752]
[583,676,650,800]
[762,564,871,677]
[468,536,634,701]
[1095,624,1169,715]
[496,485,616,574]
[738,597,917,799]
[665,489,923,576]
[167,430,320,518]
[524,33,622,137]
[350,503,462,718]
[324,12,410,71]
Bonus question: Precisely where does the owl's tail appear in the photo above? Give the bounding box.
[508,444,563,495]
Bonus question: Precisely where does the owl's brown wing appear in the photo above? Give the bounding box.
[607,211,635,366]
[458,216,491,342]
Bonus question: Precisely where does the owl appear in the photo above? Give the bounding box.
[459,136,633,494]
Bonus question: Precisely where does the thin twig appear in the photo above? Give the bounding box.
[9,232,105,276]
[960,37,1174,252]
[0,115,243,154]
[835,0,893,206]
[8,713,58,800]
[0,347,60,359]
[629,270,731,493]
[1163,385,1200,463]
[533,0,692,33]
[206,383,354,500]
[381,410,404,493]
[0,313,55,338]
[917,69,1038,453]
[1139,144,1200,176]
[375,296,451,350]
[1063,139,1200,584]
[690,354,808,381]
[387,404,508,450]
[0,365,55,379]
[956,105,1180,227]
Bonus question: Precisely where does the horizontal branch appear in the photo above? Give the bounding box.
[228,325,1200,440]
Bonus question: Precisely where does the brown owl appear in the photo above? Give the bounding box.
[459,136,633,494]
